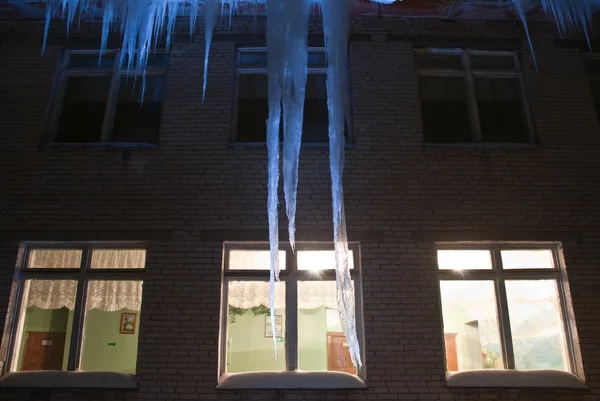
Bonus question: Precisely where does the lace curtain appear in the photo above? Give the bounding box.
[228,281,340,310]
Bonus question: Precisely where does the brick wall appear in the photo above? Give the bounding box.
[1,15,600,401]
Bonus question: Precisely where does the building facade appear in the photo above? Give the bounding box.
[1,12,600,401]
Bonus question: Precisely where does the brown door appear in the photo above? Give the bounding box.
[20,332,66,371]
[444,333,458,371]
[327,332,356,374]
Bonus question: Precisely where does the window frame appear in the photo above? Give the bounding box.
[416,48,535,144]
[581,53,600,123]
[3,242,146,375]
[436,242,579,375]
[46,49,168,145]
[220,242,365,379]
[231,47,353,146]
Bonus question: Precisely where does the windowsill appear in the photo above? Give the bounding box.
[229,142,357,149]
[424,142,537,149]
[446,370,588,390]
[38,142,158,149]
[216,371,367,390]
[0,371,138,389]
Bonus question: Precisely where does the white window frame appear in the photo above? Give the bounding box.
[47,50,167,144]
[436,242,580,375]
[219,242,365,379]
[232,47,352,145]
[415,48,535,143]
[3,242,146,374]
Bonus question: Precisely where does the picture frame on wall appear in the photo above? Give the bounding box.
[265,315,282,338]
[120,312,137,334]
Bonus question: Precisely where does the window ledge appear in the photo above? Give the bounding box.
[38,142,158,149]
[424,142,537,149]
[0,371,138,389]
[216,371,367,390]
[446,370,587,390]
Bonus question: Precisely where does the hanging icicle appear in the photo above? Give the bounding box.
[202,0,219,103]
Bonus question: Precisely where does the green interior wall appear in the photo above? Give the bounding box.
[17,307,139,374]
[227,307,340,373]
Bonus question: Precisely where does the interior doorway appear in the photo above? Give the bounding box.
[327,331,356,374]
[20,331,66,371]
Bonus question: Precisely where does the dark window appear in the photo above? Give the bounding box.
[235,49,348,144]
[416,49,531,144]
[583,58,600,124]
[51,51,167,145]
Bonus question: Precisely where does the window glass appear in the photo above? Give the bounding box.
[28,249,82,269]
[111,75,165,144]
[67,53,116,69]
[91,249,146,269]
[415,53,463,69]
[418,75,471,142]
[297,280,356,374]
[470,55,516,70]
[226,281,286,373]
[80,280,142,373]
[236,74,269,142]
[437,250,492,270]
[228,250,286,271]
[474,78,529,143]
[14,280,77,371]
[297,250,355,271]
[55,76,111,143]
[505,280,569,371]
[501,250,554,270]
[439,280,503,371]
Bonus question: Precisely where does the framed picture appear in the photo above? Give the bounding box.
[120,312,137,334]
[265,315,283,338]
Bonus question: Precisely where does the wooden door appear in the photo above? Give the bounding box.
[444,333,458,371]
[327,332,356,374]
[20,332,66,371]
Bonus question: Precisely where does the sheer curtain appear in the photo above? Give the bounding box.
[228,281,340,310]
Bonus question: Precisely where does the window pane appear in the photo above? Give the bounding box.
[236,74,269,142]
[470,55,516,70]
[474,78,530,143]
[297,280,357,374]
[439,280,503,371]
[415,53,463,69]
[437,250,492,270]
[583,59,600,77]
[13,280,77,371]
[297,250,355,271]
[28,249,82,269]
[80,280,142,373]
[55,76,110,143]
[588,80,600,123]
[67,53,116,69]
[111,75,165,144]
[418,75,472,142]
[501,250,554,269]
[238,52,268,69]
[303,74,329,143]
[91,249,146,269]
[505,280,570,371]
[226,280,286,373]
[228,250,286,270]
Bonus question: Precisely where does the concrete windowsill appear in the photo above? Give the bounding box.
[0,371,138,389]
[446,370,588,390]
[217,371,367,390]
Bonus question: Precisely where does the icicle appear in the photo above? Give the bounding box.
[281,0,310,251]
[265,0,284,357]
[189,0,200,40]
[321,0,361,369]
[512,0,538,72]
[202,0,219,103]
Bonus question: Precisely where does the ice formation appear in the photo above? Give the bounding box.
[40,0,600,370]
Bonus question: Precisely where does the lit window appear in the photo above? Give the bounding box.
[7,244,145,374]
[221,243,363,376]
[437,244,576,373]
[234,48,349,144]
[416,49,532,143]
[48,51,167,145]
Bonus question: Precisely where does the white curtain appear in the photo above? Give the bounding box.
[228,281,341,310]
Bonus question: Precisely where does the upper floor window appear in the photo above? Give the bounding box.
[416,49,532,144]
[234,48,349,144]
[47,51,167,145]
[437,244,577,373]
[5,243,145,374]
[220,243,364,378]
[582,56,600,123]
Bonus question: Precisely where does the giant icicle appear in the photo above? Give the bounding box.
[321,0,361,368]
